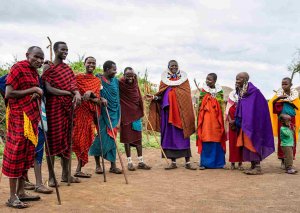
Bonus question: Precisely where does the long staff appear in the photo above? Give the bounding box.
[142,76,169,166]
[104,106,128,184]
[67,102,76,186]
[143,112,169,166]
[37,99,61,205]
[95,104,106,182]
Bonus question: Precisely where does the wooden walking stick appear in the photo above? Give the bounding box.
[67,102,76,186]
[95,104,107,182]
[46,36,53,62]
[104,106,128,184]
[143,112,169,166]
[37,99,61,205]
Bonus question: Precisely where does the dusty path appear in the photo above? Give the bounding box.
[1,141,300,213]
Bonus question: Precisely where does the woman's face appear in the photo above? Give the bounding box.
[169,61,178,74]
[206,75,216,88]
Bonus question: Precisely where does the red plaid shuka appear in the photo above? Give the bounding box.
[73,73,101,166]
[2,60,40,178]
[42,63,77,158]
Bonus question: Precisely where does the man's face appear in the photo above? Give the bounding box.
[206,75,216,88]
[282,79,292,92]
[26,48,45,69]
[106,64,117,78]
[56,43,68,60]
[85,58,96,74]
[124,69,135,84]
[169,61,178,74]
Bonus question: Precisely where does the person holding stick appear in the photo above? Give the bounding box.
[119,67,151,171]
[89,60,122,174]
[72,56,104,178]
[42,41,81,186]
[2,46,44,209]
[146,60,196,170]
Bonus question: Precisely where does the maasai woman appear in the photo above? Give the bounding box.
[197,73,227,170]
[89,60,122,174]
[268,77,300,168]
[225,90,243,170]
[73,56,102,178]
[146,60,196,170]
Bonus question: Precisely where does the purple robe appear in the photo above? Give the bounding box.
[161,88,190,149]
[235,82,275,161]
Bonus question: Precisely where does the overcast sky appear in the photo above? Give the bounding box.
[1,0,299,98]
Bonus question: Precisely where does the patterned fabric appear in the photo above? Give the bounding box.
[148,80,195,138]
[0,74,7,98]
[89,77,120,162]
[42,63,77,158]
[73,73,101,167]
[2,60,40,178]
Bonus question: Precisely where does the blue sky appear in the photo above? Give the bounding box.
[0,0,299,98]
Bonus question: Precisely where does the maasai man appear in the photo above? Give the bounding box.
[268,77,300,168]
[72,56,102,178]
[197,73,227,170]
[235,72,275,175]
[89,60,122,174]
[0,74,52,194]
[42,41,81,186]
[2,46,44,208]
[119,67,151,171]
[146,60,196,170]
[225,90,243,170]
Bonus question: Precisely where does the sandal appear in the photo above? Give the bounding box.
[287,169,298,174]
[18,192,40,202]
[35,185,53,194]
[244,167,262,175]
[185,163,197,170]
[48,179,60,188]
[199,166,206,170]
[137,162,151,170]
[95,166,104,174]
[74,171,92,178]
[61,176,81,183]
[109,167,123,174]
[24,181,35,190]
[6,197,28,209]
[165,163,177,170]
[128,163,136,171]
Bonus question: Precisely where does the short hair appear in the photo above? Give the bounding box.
[208,73,217,81]
[27,46,42,53]
[53,41,67,52]
[84,56,95,64]
[124,67,133,74]
[103,60,116,72]
[282,77,292,83]
[168,60,178,68]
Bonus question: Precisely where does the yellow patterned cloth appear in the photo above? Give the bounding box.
[6,105,38,146]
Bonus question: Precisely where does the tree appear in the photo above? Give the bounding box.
[288,49,300,81]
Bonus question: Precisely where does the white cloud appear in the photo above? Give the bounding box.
[0,0,299,98]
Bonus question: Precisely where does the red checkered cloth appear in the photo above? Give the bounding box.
[42,63,77,158]
[2,60,40,178]
[72,73,100,166]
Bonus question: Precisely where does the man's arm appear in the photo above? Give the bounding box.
[45,82,72,96]
[5,85,42,99]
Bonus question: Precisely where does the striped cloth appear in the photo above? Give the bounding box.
[42,63,77,158]
[73,73,101,166]
[2,60,40,178]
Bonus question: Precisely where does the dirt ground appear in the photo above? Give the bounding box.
[1,140,300,213]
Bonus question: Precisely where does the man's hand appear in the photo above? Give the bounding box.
[83,91,92,101]
[73,92,82,106]
[34,87,43,96]
[100,97,108,107]
[30,93,41,102]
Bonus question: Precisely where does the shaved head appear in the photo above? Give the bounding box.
[27,46,43,54]
[236,72,249,81]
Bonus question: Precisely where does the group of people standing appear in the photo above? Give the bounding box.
[0,41,299,209]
